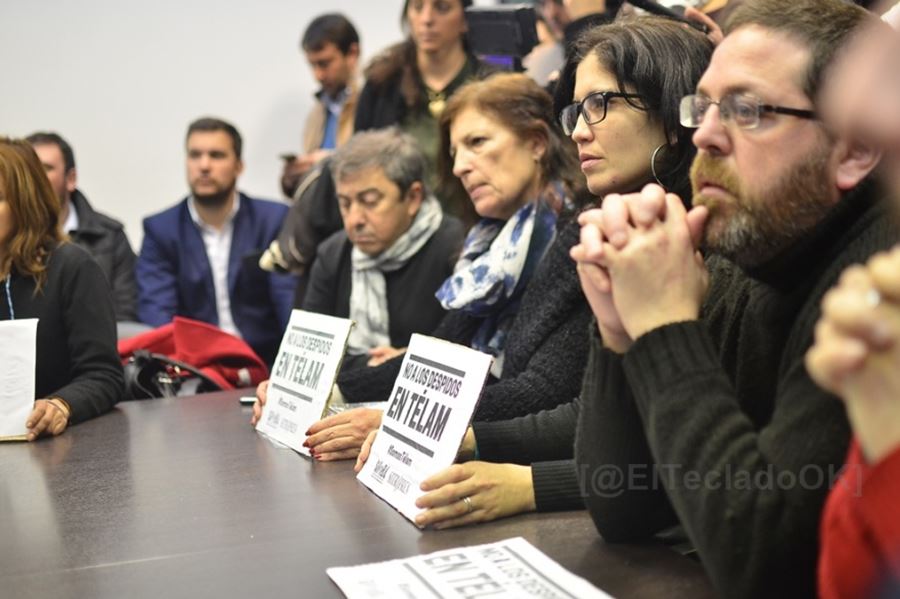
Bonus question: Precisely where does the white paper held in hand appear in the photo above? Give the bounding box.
[255,310,354,455]
[0,319,38,439]
[356,333,493,524]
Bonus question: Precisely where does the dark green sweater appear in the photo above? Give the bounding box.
[575,181,898,599]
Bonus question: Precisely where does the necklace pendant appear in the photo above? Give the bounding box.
[428,96,446,118]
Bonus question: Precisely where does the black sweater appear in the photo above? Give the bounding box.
[338,218,592,422]
[354,45,493,133]
[575,181,898,599]
[1,243,123,424]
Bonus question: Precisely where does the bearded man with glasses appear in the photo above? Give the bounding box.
[569,0,900,597]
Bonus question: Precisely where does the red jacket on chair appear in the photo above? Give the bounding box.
[118,316,269,390]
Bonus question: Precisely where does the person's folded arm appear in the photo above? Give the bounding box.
[623,320,850,599]
[472,399,581,464]
[575,328,677,543]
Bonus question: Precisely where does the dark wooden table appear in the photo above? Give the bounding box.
[0,390,715,598]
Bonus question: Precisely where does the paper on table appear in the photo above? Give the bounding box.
[327,536,615,599]
[0,319,38,440]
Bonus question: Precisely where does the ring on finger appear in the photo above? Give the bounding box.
[462,496,474,514]
[866,289,882,307]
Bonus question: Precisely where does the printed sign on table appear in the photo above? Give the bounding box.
[255,310,353,455]
[327,536,614,599]
[0,319,38,440]
[356,333,492,523]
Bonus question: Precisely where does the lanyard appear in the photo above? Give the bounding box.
[4,276,13,320]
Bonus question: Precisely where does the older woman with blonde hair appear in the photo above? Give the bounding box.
[0,138,122,440]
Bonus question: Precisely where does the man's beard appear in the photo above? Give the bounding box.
[192,188,233,208]
[690,147,834,269]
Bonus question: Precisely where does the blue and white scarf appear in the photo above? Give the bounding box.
[436,197,557,376]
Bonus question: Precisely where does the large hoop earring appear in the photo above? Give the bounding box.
[650,144,666,187]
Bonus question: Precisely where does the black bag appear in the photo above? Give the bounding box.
[123,350,223,399]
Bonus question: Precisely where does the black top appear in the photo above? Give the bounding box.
[338,218,592,422]
[302,215,464,371]
[575,180,899,599]
[354,48,493,133]
[1,242,124,424]
[68,189,138,321]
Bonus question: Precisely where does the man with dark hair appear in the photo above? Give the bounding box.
[187,117,243,159]
[302,128,463,371]
[26,131,138,321]
[137,117,297,365]
[570,0,895,597]
[280,13,360,198]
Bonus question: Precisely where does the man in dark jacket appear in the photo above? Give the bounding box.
[136,117,297,366]
[301,128,464,372]
[27,132,137,321]
[571,1,895,597]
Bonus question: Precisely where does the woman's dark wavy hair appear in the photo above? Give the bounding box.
[553,16,713,201]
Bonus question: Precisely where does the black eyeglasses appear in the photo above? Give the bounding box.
[680,93,817,130]
[559,90,643,136]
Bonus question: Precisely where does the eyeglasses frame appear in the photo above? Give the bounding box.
[679,93,817,130]
[560,90,644,135]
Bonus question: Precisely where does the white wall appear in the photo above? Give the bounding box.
[1,0,406,249]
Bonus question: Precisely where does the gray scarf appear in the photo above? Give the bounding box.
[347,194,443,354]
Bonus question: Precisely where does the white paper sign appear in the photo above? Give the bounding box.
[255,310,353,455]
[327,536,614,599]
[0,319,38,439]
[356,333,492,523]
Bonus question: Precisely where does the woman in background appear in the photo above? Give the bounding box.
[355,0,493,225]
[0,138,122,440]
[263,0,490,298]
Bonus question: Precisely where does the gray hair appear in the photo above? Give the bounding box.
[330,127,427,195]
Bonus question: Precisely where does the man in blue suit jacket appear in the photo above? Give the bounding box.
[137,117,297,365]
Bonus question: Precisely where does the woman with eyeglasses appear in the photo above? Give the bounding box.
[345,18,714,530]
[0,138,123,441]
[557,17,711,202]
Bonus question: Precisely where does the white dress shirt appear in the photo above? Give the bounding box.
[187,193,241,337]
[62,200,79,234]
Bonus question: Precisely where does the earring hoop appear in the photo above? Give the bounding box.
[650,144,666,187]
